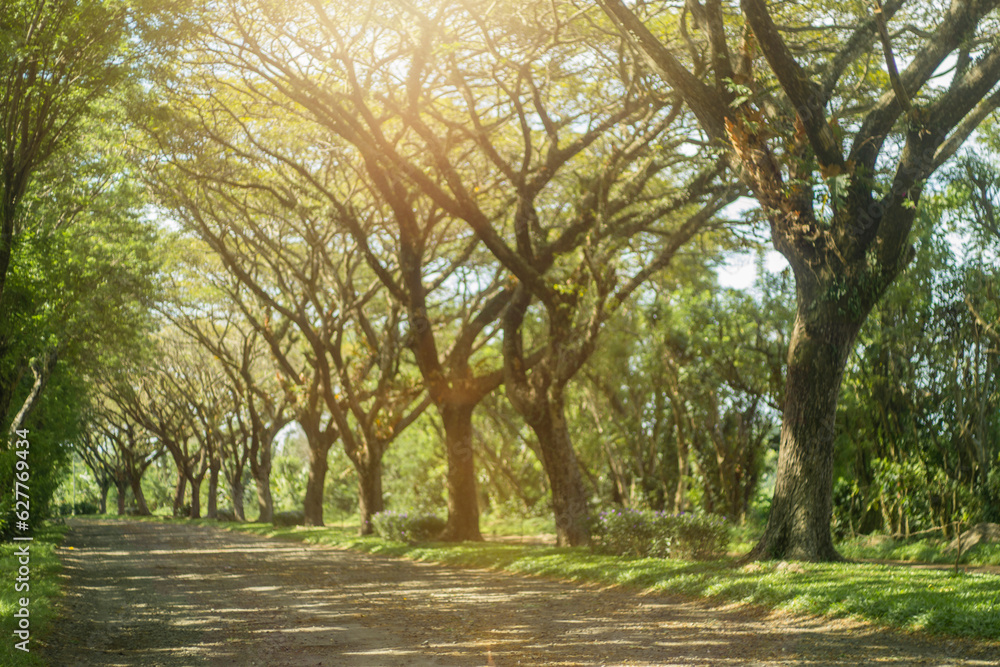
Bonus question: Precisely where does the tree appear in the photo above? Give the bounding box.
[191,0,742,545]
[162,1,520,540]
[577,261,788,521]
[600,0,1000,560]
[0,0,131,301]
[166,300,292,522]
[81,403,163,516]
[144,101,430,529]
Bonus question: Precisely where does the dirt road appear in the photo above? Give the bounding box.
[39,519,1000,666]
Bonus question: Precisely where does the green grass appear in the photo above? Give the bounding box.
[839,535,1000,567]
[479,514,556,538]
[198,518,1000,642]
[0,523,68,666]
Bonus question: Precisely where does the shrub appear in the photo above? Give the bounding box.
[55,501,100,516]
[372,510,446,543]
[594,508,730,560]
[215,508,237,522]
[272,510,305,527]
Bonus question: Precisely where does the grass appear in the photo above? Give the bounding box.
[201,518,1000,642]
[838,534,1000,567]
[0,523,68,666]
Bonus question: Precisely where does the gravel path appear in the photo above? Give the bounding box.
[39,518,1000,666]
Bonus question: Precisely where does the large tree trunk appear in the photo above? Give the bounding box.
[231,474,246,522]
[115,481,127,515]
[747,306,861,561]
[298,413,336,527]
[302,438,331,527]
[173,474,187,517]
[97,483,109,514]
[250,432,276,523]
[129,473,151,516]
[438,403,482,541]
[530,391,591,546]
[253,465,274,523]
[189,475,202,519]
[501,290,592,546]
[356,453,384,536]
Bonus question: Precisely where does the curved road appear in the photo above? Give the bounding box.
[39,519,1000,666]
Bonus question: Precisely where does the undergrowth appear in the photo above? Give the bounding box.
[0,523,67,666]
[839,535,1000,567]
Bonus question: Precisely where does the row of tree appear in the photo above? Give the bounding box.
[4,0,999,561]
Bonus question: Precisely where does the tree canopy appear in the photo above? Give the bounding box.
[3,0,999,565]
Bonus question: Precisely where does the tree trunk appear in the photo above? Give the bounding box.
[530,392,591,546]
[302,438,331,527]
[231,475,246,522]
[250,431,276,523]
[6,350,57,441]
[173,475,187,517]
[356,454,384,536]
[189,476,202,519]
[253,465,274,523]
[747,307,860,561]
[206,460,220,520]
[438,403,482,541]
[115,482,127,515]
[98,484,109,514]
[129,473,151,516]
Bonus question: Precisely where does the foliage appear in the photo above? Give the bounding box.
[271,510,305,527]
[0,523,67,666]
[270,455,309,513]
[54,501,101,517]
[577,271,787,521]
[839,535,1000,568]
[594,508,731,560]
[833,167,1000,539]
[381,415,448,515]
[371,510,447,543]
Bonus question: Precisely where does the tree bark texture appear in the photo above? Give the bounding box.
[115,482,127,515]
[231,476,246,522]
[173,475,187,517]
[747,305,861,561]
[129,474,151,516]
[206,461,220,520]
[98,485,109,514]
[189,475,203,519]
[438,403,483,541]
[302,437,331,527]
[530,392,592,546]
[356,455,384,536]
[253,465,274,523]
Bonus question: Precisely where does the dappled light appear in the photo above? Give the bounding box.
[39,520,1000,665]
[4,0,1000,663]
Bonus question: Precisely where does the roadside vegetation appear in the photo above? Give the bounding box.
[5,1,1000,660]
[0,523,67,667]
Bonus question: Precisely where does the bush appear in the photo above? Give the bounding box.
[372,510,446,543]
[272,510,305,527]
[55,501,100,516]
[594,508,730,560]
[215,508,237,522]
